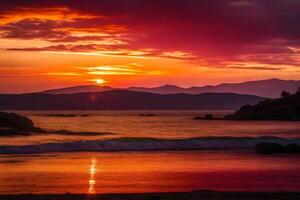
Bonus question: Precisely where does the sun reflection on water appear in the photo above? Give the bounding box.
[88,159,97,194]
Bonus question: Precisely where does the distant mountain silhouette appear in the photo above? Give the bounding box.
[43,85,114,94]
[126,84,187,94]
[42,79,300,98]
[194,79,300,98]
[0,90,265,110]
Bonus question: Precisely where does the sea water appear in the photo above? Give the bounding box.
[0,110,300,194]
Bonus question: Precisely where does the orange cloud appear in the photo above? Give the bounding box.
[0,7,98,24]
[87,65,162,75]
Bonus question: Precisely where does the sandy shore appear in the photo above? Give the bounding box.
[1,190,300,200]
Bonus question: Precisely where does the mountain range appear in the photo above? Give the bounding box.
[0,78,298,110]
[0,90,265,110]
[42,79,300,98]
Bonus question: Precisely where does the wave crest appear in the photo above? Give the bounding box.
[1,136,299,154]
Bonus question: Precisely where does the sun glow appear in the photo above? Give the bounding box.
[95,79,106,85]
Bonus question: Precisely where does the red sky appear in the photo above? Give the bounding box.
[0,0,300,93]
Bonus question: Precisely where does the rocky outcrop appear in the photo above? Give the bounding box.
[139,114,157,117]
[225,90,300,121]
[46,114,89,117]
[0,112,43,135]
[255,142,300,154]
[285,143,300,153]
[255,143,286,154]
[194,114,222,120]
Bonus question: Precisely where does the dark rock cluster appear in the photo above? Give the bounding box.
[0,112,43,135]
[224,90,300,121]
[255,142,300,154]
[194,114,220,120]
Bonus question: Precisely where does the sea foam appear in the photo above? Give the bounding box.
[1,136,299,154]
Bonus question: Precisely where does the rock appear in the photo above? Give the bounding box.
[285,143,300,153]
[255,143,286,154]
[194,114,221,120]
[47,114,76,117]
[203,114,214,120]
[0,112,44,135]
[47,114,89,117]
[255,142,300,154]
[0,129,30,136]
[0,112,34,131]
[139,114,157,117]
[223,91,300,121]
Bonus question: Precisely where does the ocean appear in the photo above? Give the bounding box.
[0,110,300,194]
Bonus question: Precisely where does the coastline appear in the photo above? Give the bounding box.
[1,190,300,200]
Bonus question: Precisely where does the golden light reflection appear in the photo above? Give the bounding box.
[87,65,142,75]
[88,159,97,194]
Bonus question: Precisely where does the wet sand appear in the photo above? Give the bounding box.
[2,151,300,194]
[1,191,300,200]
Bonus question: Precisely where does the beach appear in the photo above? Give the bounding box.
[1,191,300,200]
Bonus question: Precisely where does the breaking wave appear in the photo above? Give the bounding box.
[1,136,300,154]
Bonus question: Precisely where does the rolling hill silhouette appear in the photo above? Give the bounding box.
[42,79,300,98]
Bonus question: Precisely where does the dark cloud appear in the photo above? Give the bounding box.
[7,44,103,52]
[0,19,66,39]
[0,17,125,43]
[1,0,300,66]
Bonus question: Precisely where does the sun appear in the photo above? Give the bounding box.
[95,79,106,85]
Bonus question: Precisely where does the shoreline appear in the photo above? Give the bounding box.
[1,190,300,200]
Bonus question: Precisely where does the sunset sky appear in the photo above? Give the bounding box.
[1,0,300,93]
